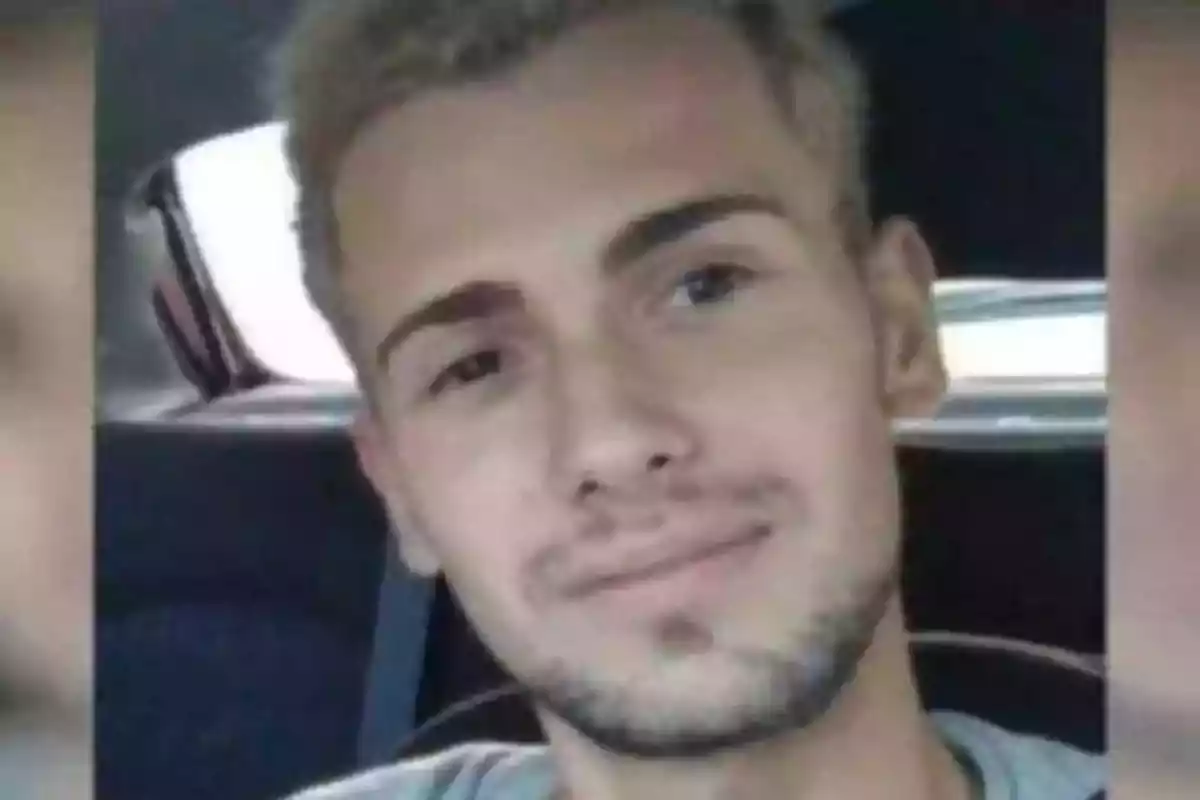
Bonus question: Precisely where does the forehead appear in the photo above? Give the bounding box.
[332,10,830,318]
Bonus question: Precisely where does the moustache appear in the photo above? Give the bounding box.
[527,473,795,600]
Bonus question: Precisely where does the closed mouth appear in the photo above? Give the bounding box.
[564,524,770,599]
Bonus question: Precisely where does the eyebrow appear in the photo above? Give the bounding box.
[374,281,522,368]
[601,193,788,275]
[374,193,787,369]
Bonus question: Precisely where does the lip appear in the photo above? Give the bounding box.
[562,523,771,600]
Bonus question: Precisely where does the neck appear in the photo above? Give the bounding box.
[539,604,968,800]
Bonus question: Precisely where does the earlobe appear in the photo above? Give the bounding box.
[393,526,442,579]
[350,414,442,577]
[864,218,948,419]
[350,414,386,492]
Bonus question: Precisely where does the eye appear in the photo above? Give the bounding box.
[666,262,754,309]
[428,348,504,397]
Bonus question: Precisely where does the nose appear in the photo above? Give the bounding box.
[548,347,700,504]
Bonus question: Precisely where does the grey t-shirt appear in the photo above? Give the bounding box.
[289,712,1105,800]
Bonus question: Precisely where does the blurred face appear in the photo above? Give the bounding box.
[1109,7,1200,782]
[0,15,92,711]
[337,11,942,755]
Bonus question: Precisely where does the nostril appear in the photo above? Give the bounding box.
[647,453,671,471]
[577,476,601,499]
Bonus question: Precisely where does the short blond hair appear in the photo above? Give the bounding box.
[272,0,870,361]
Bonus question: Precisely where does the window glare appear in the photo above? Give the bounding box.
[940,314,1105,382]
[175,123,354,384]
[173,123,1104,389]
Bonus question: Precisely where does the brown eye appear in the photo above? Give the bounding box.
[667,263,754,309]
[428,348,503,397]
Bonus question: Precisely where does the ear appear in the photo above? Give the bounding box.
[861,218,947,419]
[351,413,442,577]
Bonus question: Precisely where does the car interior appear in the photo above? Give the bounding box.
[96,2,1104,799]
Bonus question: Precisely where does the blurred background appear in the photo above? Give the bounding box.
[0,0,94,797]
[1109,1,1200,798]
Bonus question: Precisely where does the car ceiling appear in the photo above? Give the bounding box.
[96,0,1103,404]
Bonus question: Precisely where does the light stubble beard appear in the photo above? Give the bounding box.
[520,564,899,760]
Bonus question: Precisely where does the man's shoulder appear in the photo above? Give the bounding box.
[289,715,1104,800]
[932,711,1106,800]
[287,742,554,800]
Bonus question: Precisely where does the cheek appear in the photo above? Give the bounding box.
[753,381,896,537]
[1113,289,1200,505]
[667,288,885,451]
[1111,307,1200,618]
[672,316,897,543]
[397,407,551,601]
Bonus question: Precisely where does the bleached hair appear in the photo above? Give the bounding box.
[271,0,870,364]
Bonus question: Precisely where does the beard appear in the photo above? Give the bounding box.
[518,564,899,760]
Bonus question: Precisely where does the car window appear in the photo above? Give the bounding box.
[174,123,352,384]
[174,123,1105,388]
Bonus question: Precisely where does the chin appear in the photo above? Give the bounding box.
[522,567,896,759]
[542,656,838,759]
[526,631,863,759]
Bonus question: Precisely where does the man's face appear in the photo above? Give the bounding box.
[336,11,942,754]
[1109,8,1200,783]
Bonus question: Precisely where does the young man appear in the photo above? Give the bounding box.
[275,2,1104,798]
